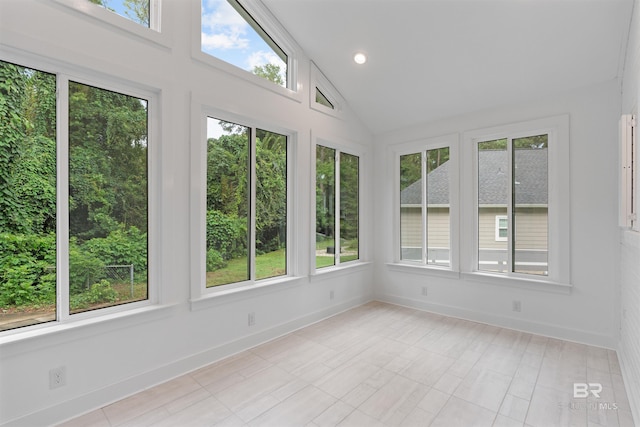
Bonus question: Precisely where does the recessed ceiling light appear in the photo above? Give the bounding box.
[353,52,367,65]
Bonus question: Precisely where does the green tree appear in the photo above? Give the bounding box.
[252,63,284,86]
[0,62,57,235]
[68,82,148,241]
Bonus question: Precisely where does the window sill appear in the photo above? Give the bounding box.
[0,303,176,357]
[190,276,304,311]
[310,261,372,281]
[621,228,640,248]
[191,51,302,104]
[462,271,572,294]
[386,263,460,279]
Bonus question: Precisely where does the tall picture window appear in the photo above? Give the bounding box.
[315,145,359,269]
[0,60,152,332]
[205,118,288,287]
[477,135,548,276]
[399,147,451,267]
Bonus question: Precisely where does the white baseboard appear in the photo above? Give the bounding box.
[618,345,640,426]
[377,293,617,349]
[4,296,370,427]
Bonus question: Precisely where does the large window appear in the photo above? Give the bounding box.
[315,145,359,269]
[476,135,548,276]
[205,118,288,288]
[466,115,570,286]
[400,147,451,267]
[0,60,152,332]
[201,0,288,88]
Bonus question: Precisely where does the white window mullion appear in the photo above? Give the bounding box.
[507,137,514,275]
[249,128,257,282]
[57,75,70,321]
[150,0,161,31]
[421,151,428,265]
[334,151,341,265]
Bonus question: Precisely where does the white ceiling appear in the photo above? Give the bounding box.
[262,0,634,135]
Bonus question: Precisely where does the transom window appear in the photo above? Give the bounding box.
[89,0,153,27]
[0,60,152,332]
[315,88,334,110]
[201,0,287,87]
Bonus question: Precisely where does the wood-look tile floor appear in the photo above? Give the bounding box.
[59,302,636,427]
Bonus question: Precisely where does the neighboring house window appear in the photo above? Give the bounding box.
[315,145,359,269]
[88,0,153,27]
[477,135,549,276]
[201,0,288,88]
[495,216,508,241]
[399,147,451,267]
[205,118,288,287]
[0,60,153,332]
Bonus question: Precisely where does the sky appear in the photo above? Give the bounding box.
[99,0,147,26]
[94,0,286,139]
[201,0,287,138]
[201,0,286,80]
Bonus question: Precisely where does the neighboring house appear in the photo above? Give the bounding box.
[400,148,548,273]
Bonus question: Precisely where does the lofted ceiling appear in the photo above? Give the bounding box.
[262,0,634,135]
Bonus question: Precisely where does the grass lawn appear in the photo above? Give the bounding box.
[207,248,286,287]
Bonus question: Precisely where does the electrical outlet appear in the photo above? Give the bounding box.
[421,287,428,296]
[248,312,255,327]
[49,366,66,389]
[329,290,334,300]
[512,300,521,312]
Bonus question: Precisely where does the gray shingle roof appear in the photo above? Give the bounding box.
[401,148,548,206]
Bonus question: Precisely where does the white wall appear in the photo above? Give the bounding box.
[619,0,640,422]
[373,79,621,349]
[0,1,373,425]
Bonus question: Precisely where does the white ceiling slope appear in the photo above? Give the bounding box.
[262,0,634,135]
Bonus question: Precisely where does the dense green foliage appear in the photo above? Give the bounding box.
[0,60,148,314]
[206,128,287,270]
[0,233,56,306]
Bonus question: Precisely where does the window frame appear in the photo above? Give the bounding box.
[193,0,302,102]
[495,215,508,242]
[190,103,296,305]
[309,61,344,118]
[392,134,460,273]
[52,0,168,48]
[463,115,570,288]
[311,135,365,275]
[0,53,161,335]
[620,114,638,231]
